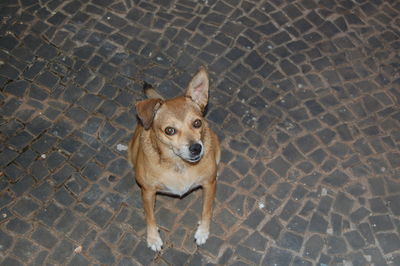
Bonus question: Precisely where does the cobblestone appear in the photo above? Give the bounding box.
[1,0,400,264]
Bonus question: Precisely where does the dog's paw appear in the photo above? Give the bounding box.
[194,225,209,245]
[147,231,163,252]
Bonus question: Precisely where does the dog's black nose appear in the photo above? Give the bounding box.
[189,143,202,156]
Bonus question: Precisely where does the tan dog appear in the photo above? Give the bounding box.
[128,67,220,251]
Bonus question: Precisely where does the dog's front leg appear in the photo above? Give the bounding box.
[141,188,162,251]
[195,179,216,245]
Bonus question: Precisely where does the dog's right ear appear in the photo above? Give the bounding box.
[186,67,209,112]
[135,98,163,130]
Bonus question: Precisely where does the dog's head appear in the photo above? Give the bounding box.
[136,67,209,163]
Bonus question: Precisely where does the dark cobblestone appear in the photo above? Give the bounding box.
[344,230,366,250]
[163,248,190,265]
[50,239,74,263]
[280,199,300,221]
[68,220,90,242]
[12,197,39,217]
[67,254,89,266]
[274,182,292,199]
[117,232,137,256]
[278,231,303,252]
[132,241,154,265]
[350,207,370,223]
[376,233,400,254]
[296,134,319,154]
[263,247,292,266]
[216,208,237,228]
[309,212,328,233]
[36,203,63,226]
[334,192,355,215]
[32,250,49,266]
[243,209,264,228]
[6,218,31,234]
[287,215,308,233]
[30,181,53,202]
[327,236,347,254]
[236,245,262,264]
[369,197,389,213]
[267,156,290,177]
[264,194,282,214]
[369,214,395,232]
[262,216,283,240]
[90,239,116,264]
[55,210,75,234]
[87,206,113,228]
[0,233,12,251]
[10,175,35,196]
[12,239,39,261]
[323,170,350,187]
[303,234,324,259]
[1,257,23,266]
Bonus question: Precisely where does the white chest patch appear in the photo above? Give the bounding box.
[157,163,204,197]
[159,171,202,197]
[160,182,200,197]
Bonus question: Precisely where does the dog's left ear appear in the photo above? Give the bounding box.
[136,98,163,130]
[186,67,209,112]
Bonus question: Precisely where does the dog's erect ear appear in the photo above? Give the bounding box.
[136,98,163,130]
[186,67,209,111]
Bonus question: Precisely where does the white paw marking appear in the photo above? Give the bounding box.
[147,231,163,252]
[195,226,209,245]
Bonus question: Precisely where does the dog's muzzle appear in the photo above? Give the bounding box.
[187,143,203,163]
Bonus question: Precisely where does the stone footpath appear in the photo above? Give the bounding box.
[1,0,400,265]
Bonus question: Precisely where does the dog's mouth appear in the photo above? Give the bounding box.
[174,151,203,163]
[185,155,202,163]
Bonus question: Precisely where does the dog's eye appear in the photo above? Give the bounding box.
[193,119,202,128]
[164,127,176,136]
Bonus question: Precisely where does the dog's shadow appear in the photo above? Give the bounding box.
[156,185,202,199]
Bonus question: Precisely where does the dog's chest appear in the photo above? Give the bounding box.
[158,166,202,196]
[160,180,200,197]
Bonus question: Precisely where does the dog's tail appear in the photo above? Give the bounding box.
[143,82,164,99]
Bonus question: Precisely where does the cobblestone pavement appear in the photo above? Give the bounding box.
[1,0,400,265]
